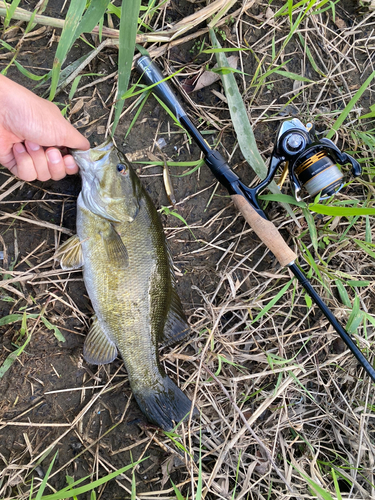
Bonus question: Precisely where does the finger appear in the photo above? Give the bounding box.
[0,149,17,171]
[46,148,66,181]
[63,154,79,176]
[25,141,51,181]
[60,121,90,151]
[13,143,37,181]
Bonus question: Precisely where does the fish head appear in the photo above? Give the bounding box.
[72,140,141,223]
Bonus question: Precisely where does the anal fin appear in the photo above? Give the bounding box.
[83,317,118,365]
[56,235,84,270]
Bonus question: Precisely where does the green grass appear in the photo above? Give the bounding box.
[28,452,145,500]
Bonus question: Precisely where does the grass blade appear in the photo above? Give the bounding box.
[35,452,58,500]
[309,204,375,216]
[112,0,141,134]
[209,28,296,220]
[353,239,375,260]
[131,472,136,500]
[72,0,109,39]
[259,193,307,207]
[251,279,293,324]
[335,280,351,308]
[34,460,146,500]
[346,295,364,334]
[274,69,313,82]
[0,313,26,326]
[3,0,21,28]
[47,1,107,97]
[209,29,274,188]
[49,0,86,100]
[302,207,318,252]
[40,317,65,343]
[0,329,32,378]
[297,33,326,77]
[326,68,375,140]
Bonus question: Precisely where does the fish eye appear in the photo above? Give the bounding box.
[117,163,125,172]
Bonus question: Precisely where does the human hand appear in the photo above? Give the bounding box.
[0,74,90,182]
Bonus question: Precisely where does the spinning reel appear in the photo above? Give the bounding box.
[264,118,362,201]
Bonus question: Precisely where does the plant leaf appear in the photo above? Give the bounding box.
[326,68,375,139]
[72,0,109,40]
[40,317,65,343]
[33,459,146,500]
[302,207,318,252]
[112,0,141,134]
[251,279,294,324]
[274,69,313,82]
[346,295,364,334]
[0,331,32,378]
[259,193,307,207]
[49,0,87,100]
[309,204,375,216]
[209,28,293,217]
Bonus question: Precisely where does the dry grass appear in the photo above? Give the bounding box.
[1,0,375,499]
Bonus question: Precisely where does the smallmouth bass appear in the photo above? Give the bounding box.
[57,140,194,430]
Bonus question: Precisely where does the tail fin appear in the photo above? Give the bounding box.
[132,376,196,431]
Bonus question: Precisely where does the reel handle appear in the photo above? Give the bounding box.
[231,194,297,267]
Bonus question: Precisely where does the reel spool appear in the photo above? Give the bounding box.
[293,150,344,198]
[267,118,361,201]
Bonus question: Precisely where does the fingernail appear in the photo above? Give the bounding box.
[47,149,62,164]
[27,141,40,151]
[64,156,76,170]
[14,143,26,154]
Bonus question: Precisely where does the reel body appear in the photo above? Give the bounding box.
[265,118,361,201]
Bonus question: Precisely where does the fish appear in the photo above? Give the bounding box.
[56,140,194,431]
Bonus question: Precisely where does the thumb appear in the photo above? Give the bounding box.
[59,120,90,150]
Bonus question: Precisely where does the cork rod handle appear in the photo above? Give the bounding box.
[231,194,297,268]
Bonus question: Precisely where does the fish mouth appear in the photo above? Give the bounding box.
[71,138,113,171]
[73,139,120,223]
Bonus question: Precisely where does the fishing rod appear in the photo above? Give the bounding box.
[136,55,375,384]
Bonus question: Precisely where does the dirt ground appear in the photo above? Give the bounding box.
[1,0,375,499]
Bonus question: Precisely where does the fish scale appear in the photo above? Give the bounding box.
[57,140,195,430]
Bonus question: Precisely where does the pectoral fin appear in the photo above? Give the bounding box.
[126,199,140,222]
[56,235,84,270]
[101,224,129,269]
[83,317,118,365]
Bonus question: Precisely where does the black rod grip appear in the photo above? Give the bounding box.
[136,55,187,121]
[136,56,212,156]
